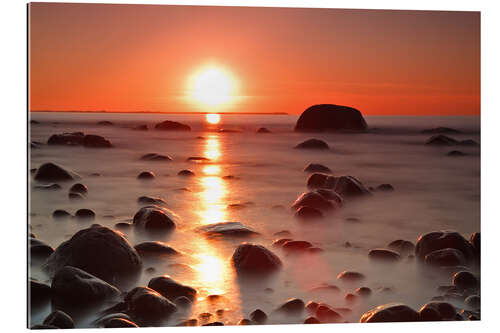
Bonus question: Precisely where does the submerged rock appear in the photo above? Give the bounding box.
[232,243,282,274]
[277,298,305,314]
[304,163,331,173]
[125,287,177,324]
[69,183,88,195]
[178,169,195,177]
[452,271,479,290]
[34,183,61,191]
[360,303,419,322]
[256,127,271,133]
[196,222,259,237]
[448,150,467,157]
[316,305,343,322]
[282,240,313,253]
[133,124,148,131]
[83,134,112,148]
[75,208,95,220]
[388,240,415,256]
[137,171,155,180]
[52,209,72,219]
[355,287,372,297]
[337,271,365,282]
[295,206,324,220]
[30,238,54,258]
[155,120,191,131]
[415,231,476,263]
[44,225,141,283]
[306,173,370,198]
[425,135,459,146]
[376,184,394,192]
[294,138,329,150]
[424,248,467,267]
[137,196,166,206]
[291,191,335,212]
[43,310,75,329]
[186,156,210,162]
[135,242,179,255]
[133,206,176,231]
[51,266,120,305]
[368,249,401,262]
[421,127,461,134]
[418,302,456,321]
[140,153,172,161]
[250,309,268,323]
[294,104,368,132]
[148,275,197,301]
[34,163,79,182]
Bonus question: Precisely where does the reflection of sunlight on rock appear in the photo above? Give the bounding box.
[203,165,220,175]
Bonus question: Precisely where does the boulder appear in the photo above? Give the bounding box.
[415,231,476,262]
[250,309,268,323]
[418,302,456,321]
[316,305,342,322]
[231,243,282,274]
[464,295,480,311]
[75,208,95,220]
[294,104,368,132]
[125,287,177,324]
[69,183,88,195]
[355,287,372,297]
[306,173,330,188]
[452,271,479,290]
[34,163,78,182]
[148,275,197,301]
[43,310,74,329]
[360,303,419,322]
[83,134,112,148]
[388,240,415,256]
[425,135,459,146]
[52,209,72,219]
[133,206,176,231]
[47,132,85,146]
[306,173,370,197]
[178,169,195,177]
[295,206,324,219]
[337,271,365,282]
[277,298,305,314]
[29,280,51,305]
[291,191,335,212]
[134,242,179,256]
[304,163,331,173]
[137,171,155,180]
[424,248,467,267]
[294,138,329,150]
[195,222,259,237]
[140,153,172,161]
[155,120,191,131]
[51,266,120,304]
[43,225,141,283]
[368,249,401,262]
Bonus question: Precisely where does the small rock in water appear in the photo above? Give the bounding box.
[137,195,166,206]
[43,310,74,329]
[448,150,467,157]
[68,192,84,201]
[274,230,292,237]
[415,231,476,263]
[344,293,357,303]
[355,287,372,297]
[34,162,79,182]
[133,124,148,131]
[368,248,401,262]
[231,243,282,275]
[238,319,252,325]
[83,134,112,148]
[134,241,179,255]
[304,163,331,173]
[306,301,320,313]
[186,156,210,162]
[256,127,271,133]
[272,238,293,247]
[196,222,259,237]
[178,169,195,177]
[140,153,173,161]
[316,305,343,323]
[337,271,365,282]
[52,209,72,219]
[250,309,268,323]
[137,171,155,180]
[425,135,459,146]
[282,240,313,253]
[387,239,415,256]
[133,205,176,231]
[418,302,456,321]
[115,222,132,229]
[304,316,321,324]
[97,120,113,126]
[277,298,305,314]
[155,120,191,131]
[75,208,95,220]
[125,287,177,325]
[291,191,335,212]
[295,206,324,220]
[295,138,330,150]
[69,183,88,195]
[375,183,394,192]
[421,127,461,134]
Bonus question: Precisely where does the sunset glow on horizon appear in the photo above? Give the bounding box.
[29,3,480,115]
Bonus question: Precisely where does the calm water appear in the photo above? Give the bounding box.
[29,112,480,327]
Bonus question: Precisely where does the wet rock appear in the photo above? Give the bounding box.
[30,280,51,305]
[43,225,141,283]
[34,163,78,182]
[274,230,292,237]
[83,134,112,148]
[104,318,139,328]
[295,104,368,132]
[387,240,415,256]
[133,206,176,231]
[155,120,191,131]
[196,222,259,237]
[376,184,394,192]
[306,301,320,313]
[448,150,467,157]
[425,135,460,146]
[174,296,192,308]
[306,173,330,189]
[186,156,210,162]
[115,222,132,229]
[256,127,271,133]
[30,238,54,258]
[316,305,342,322]
[415,231,476,263]
[75,208,95,220]
[360,303,419,322]
[126,287,177,324]
[34,183,61,191]
[315,189,343,205]
[148,275,197,301]
[134,241,179,255]
[452,271,479,290]
[337,271,365,282]
[424,248,467,267]
[52,209,72,219]
[418,302,456,321]
[250,309,267,323]
[355,287,372,297]
[69,183,88,195]
[237,319,251,325]
[51,266,120,305]
[178,169,195,177]
[291,191,335,212]
[277,298,305,313]
[368,249,401,262]
[223,175,239,180]
[137,171,155,180]
[295,206,324,219]
[68,192,84,201]
[294,138,329,150]
[464,295,480,310]
[137,196,166,206]
[140,153,172,161]
[231,243,282,274]
[331,175,371,197]
[97,120,113,126]
[43,310,74,329]
[304,316,321,324]
[48,132,85,146]
[282,240,313,252]
[304,163,331,173]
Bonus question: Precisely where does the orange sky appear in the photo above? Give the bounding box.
[29,3,480,115]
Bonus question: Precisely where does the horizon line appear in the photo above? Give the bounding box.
[30,110,289,115]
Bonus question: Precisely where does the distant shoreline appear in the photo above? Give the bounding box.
[30,110,289,115]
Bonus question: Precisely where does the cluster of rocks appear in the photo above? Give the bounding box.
[48,132,112,148]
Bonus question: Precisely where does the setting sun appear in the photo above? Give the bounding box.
[206,113,220,124]
[189,66,237,107]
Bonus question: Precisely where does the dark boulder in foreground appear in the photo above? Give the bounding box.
[43,310,75,329]
[30,280,51,306]
[155,120,191,131]
[452,271,479,290]
[148,275,197,301]
[232,243,282,274]
[424,248,467,267]
[44,225,141,283]
[418,302,456,321]
[360,303,419,322]
[294,138,329,150]
[51,266,120,305]
[196,222,259,237]
[256,127,271,133]
[295,104,368,132]
[133,206,176,231]
[30,238,54,258]
[415,231,476,263]
[421,127,461,134]
[135,242,179,256]
[304,163,331,173]
[125,287,177,324]
[140,153,172,161]
[34,163,79,182]
[83,134,112,148]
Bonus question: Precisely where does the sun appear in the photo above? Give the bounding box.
[206,113,220,124]
[189,66,237,107]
